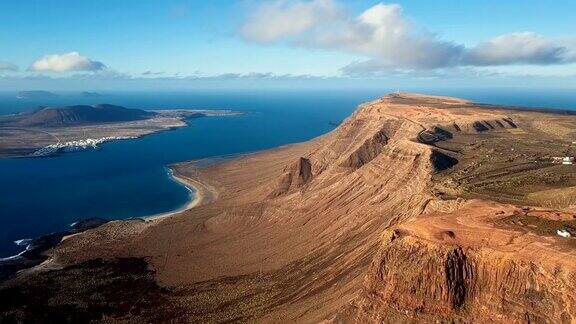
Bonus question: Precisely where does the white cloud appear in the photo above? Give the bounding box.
[30,52,105,72]
[0,61,18,72]
[240,0,341,43]
[340,61,506,80]
[241,2,463,69]
[6,70,322,82]
[465,32,576,66]
[305,3,463,69]
[241,1,576,73]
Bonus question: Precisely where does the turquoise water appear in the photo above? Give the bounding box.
[0,88,575,257]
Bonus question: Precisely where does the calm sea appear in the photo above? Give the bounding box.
[0,88,575,257]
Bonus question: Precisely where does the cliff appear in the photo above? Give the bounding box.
[347,201,576,323]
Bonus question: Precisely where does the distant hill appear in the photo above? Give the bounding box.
[0,104,157,128]
[17,91,59,100]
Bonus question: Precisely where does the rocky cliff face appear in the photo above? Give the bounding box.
[269,156,313,197]
[348,201,576,323]
[266,94,576,322]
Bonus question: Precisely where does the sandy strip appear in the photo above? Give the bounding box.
[144,166,215,221]
[58,164,214,245]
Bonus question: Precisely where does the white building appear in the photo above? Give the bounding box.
[557,229,571,238]
[551,156,575,165]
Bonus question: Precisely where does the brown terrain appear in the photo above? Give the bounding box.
[2,93,576,323]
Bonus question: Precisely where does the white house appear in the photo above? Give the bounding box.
[557,229,571,238]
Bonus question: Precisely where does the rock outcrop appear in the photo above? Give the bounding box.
[348,200,576,323]
[269,156,314,197]
[340,128,389,169]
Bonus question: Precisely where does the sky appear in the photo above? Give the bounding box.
[0,0,575,91]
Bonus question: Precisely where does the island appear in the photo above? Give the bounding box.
[2,93,576,322]
[16,90,58,100]
[80,91,102,97]
[0,104,241,157]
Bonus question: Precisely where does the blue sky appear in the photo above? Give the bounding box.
[0,0,575,90]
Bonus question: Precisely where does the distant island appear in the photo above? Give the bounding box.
[16,90,58,100]
[80,91,102,97]
[0,104,156,128]
[0,104,241,157]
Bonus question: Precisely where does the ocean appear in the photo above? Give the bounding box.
[0,88,575,257]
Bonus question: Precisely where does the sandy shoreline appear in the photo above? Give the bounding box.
[144,164,216,221]
[144,168,201,221]
[6,161,214,261]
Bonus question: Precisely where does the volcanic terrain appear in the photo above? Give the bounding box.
[2,93,576,322]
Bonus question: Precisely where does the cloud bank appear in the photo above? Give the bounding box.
[241,1,576,74]
[464,32,576,66]
[30,52,106,72]
[0,61,18,72]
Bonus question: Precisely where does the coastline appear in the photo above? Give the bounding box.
[0,162,212,280]
[0,156,220,268]
[143,164,215,221]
